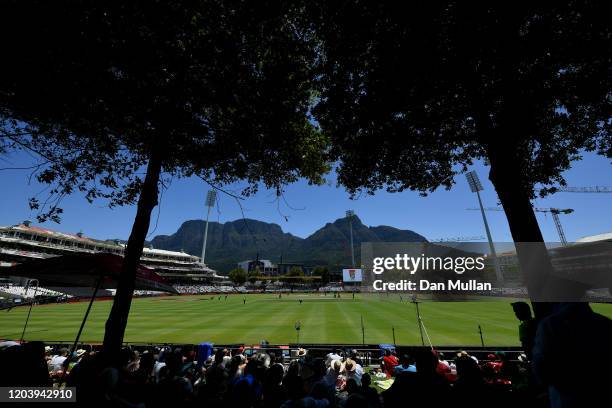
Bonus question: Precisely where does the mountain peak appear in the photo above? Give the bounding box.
[151,216,425,273]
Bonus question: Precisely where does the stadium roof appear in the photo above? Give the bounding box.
[576,232,612,243]
[1,223,198,261]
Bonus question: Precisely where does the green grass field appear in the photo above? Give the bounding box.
[2,293,612,346]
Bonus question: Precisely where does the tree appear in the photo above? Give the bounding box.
[287,266,304,277]
[312,266,330,284]
[313,2,611,317]
[247,268,260,284]
[228,268,247,286]
[0,1,329,353]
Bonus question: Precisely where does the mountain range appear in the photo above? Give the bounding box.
[150,216,427,273]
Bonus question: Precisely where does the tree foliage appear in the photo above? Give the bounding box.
[1,1,329,221]
[287,266,304,277]
[312,2,611,315]
[313,2,610,198]
[228,268,247,286]
[0,0,329,352]
[312,265,330,284]
[247,268,261,283]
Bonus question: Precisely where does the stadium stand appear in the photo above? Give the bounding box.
[0,285,68,298]
[173,284,245,294]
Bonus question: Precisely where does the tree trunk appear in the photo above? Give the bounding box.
[486,141,555,320]
[103,149,163,354]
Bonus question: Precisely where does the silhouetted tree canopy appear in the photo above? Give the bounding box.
[0,0,329,352]
[1,1,328,221]
[314,1,610,198]
[312,1,611,316]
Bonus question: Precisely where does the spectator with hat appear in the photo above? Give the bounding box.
[343,358,362,386]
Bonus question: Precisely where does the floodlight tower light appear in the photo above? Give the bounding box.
[346,210,356,267]
[201,190,217,265]
[465,171,503,284]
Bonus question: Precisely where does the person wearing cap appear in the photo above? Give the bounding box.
[511,301,537,360]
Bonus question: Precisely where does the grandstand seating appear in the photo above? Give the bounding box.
[0,285,69,298]
[173,284,246,294]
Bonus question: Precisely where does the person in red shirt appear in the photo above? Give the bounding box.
[382,349,399,378]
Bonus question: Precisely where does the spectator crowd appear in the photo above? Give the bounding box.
[0,341,539,408]
[1,302,611,407]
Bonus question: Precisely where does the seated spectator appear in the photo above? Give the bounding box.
[228,354,246,381]
[153,351,193,407]
[310,358,336,405]
[337,378,360,406]
[263,363,287,408]
[344,393,368,408]
[228,358,264,407]
[381,349,399,378]
[126,349,140,373]
[357,373,380,408]
[134,351,155,384]
[384,349,451,407]
[325,350,342,368]
[343,358,362,386]
[49,347,69,373]
[349,349,363,367]
[11,341,51,386]
[327,358,346,391]
[393,354,416,376]
[435,352,454,381]
[281,374,329,408]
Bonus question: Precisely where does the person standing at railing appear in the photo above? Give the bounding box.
[511,302,537,361]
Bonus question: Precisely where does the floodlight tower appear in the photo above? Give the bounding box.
[201,190,217,265]
[346,210,356,267]
[465,171,503,283]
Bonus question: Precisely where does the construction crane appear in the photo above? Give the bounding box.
[537,186,612,193]
[431,236,486,242]
[467,207,574,245]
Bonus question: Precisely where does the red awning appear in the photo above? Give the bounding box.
[2,253,178,294]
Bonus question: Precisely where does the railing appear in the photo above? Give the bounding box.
[26,341,524,366]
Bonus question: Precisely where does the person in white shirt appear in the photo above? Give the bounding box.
[48,348,69,372]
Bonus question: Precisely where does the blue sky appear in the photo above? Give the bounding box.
[0,150,610,242]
